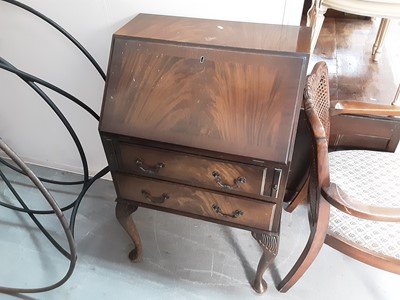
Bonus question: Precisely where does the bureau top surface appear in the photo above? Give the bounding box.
[100,14,310,165]
[114,13,311,54]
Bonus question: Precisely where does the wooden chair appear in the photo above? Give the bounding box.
[307,0,400,61]
[278,61,400,292]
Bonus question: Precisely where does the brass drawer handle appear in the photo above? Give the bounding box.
[135,158,165,174]
[212,204,244,218]
[212,171,246,190]
[141,190,169,204]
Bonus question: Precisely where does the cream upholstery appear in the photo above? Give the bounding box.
[329,206,400,259]
[328,149,400,263]
[329,150,400,208]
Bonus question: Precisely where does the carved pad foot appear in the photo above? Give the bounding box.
[128,247,142,262]
[252,277,268,294]
[251,232,279,294]
[115,200,143,262]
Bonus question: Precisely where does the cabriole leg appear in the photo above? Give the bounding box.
[251,232,279,294]
[115,200,143,262]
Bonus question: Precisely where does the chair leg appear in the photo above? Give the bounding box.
[372,18,390,62]
[308,3,327,53]
[392,84,400,106]
[285,176,309,213]
[306,0,317,27]
[277,197,330,293]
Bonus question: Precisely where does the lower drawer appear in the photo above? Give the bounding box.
[113,173,276,231]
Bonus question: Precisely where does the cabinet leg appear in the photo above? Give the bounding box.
[115,200,143,262]
[251,232,279,294]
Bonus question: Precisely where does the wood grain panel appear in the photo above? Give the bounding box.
[114,173,275,231]
[118,143,274,199]
[100,39,306,164]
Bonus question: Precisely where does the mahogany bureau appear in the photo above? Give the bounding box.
[99,14,310,294]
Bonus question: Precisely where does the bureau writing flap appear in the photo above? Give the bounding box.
[99,14,310,165]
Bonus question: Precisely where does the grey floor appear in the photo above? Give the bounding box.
[0,160,399,300]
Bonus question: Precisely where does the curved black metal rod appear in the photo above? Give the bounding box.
[0,157,85,185]
[0,0,106,80]
[0,80,90,215]
[0,58,90,184]
[69,166,110,237]
[0,71,90,246]
[0,196,76,214]
[0,138,77,294]
[0,0,111,294]
[0,58,100,121]
[0,169,70,258]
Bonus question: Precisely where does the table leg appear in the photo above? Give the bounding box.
[372,18,390,62]
[115,200,143,262]
[392,84,400,106]
[251,232,279,294]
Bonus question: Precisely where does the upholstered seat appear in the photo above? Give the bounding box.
[329,206,400,260]
[327,149,400,264]
[329,150,400,209]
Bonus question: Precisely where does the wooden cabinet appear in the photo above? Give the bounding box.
[99,13,310,294]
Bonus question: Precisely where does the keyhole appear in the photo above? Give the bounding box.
[200,56,205,63]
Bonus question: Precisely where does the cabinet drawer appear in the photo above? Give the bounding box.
[114,173,275,231]
[117,143,283,200]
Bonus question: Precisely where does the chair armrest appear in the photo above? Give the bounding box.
[322,183,400,222]
[330,100,400,117]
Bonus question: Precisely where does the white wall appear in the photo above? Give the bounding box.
[0,0,305,176]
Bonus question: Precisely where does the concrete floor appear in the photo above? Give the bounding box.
[1,15,400,300]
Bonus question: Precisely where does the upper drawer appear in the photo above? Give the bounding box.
[117,143,283,200]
